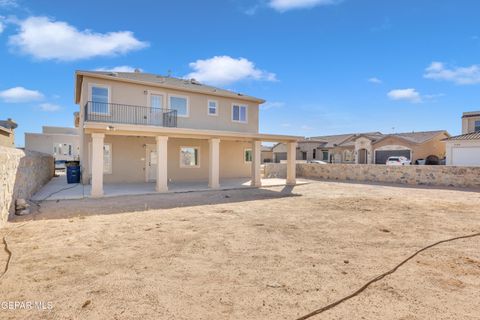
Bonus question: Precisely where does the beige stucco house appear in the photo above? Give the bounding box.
[274,130,449,165]
[25,126,80,161]
[445,111,480,166]
[0,119,17,148]
[75,70,299,197]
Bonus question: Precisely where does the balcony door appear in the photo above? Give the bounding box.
[149,93,164,126]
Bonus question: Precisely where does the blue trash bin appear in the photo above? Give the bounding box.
[66,161,81,184]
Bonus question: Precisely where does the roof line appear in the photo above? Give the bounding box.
[75,71,265,104]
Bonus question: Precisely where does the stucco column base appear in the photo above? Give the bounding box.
[156,136,169,193]
[251,140,262,187]
[208,138,221,189]
[91,133,105,198]
[286,141,297,185]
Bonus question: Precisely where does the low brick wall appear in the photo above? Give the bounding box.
[0,146,54,225]
[264,163,480,189]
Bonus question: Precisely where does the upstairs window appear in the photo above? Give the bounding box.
[232,104,247,123]
[475,120,480,132]
[169,95,189,117]
[89,85,110,115]
[208,100,218,116]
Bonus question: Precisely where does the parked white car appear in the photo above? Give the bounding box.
[308,160,327,164]
[386,156,411,166]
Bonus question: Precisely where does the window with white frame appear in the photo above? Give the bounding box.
[103,144,112,174]
[53,143,73,156]
[244,149,252,162]
[180,147,199,167]
[169,95,188,117]
[232,104,247,122]
[88,143,112,174]
[89,85,110,115]
[208,100,218,116]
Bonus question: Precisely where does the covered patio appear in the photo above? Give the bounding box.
[31,175,309,201]
[82,122,300,198]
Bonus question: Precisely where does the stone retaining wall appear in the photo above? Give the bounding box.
[0,146,54,225]
[264,163,480,188]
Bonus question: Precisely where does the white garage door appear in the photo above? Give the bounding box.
[452,147,480,166]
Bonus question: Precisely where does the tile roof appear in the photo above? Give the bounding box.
[309,132,381,148]
[77,71,264,103]
[444,131,480,141]
[383,130,448,144]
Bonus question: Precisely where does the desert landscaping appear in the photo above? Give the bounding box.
[1,180,479,319]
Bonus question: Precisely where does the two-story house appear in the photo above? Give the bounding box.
[445,111,480,166]
[75,70,299,197]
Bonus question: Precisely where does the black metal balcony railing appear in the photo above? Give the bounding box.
[84,101,177,127]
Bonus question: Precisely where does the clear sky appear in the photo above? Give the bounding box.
[1,0,479,147]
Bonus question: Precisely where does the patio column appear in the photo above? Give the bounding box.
[251,140,262,187]
[286,141,297,185]
[91,133,105,197]
[208,138,220,189]
[156,136,169,192]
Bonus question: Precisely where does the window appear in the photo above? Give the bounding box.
[53,143,73,156]
[232,104,247,123]
[150,94,163,109]
[89,84,110,115]
[322,150,329,161]
[244,149,252,162]
[180,147,199,167]
[475,120,480,132]
[103,144,112,174]
[208,100,218,116]
[344,150,353,162]
[88,143,112,174]
[313,149,316,159]
[169,95,188,117]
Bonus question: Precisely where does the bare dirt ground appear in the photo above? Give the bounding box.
[1,181,480,320]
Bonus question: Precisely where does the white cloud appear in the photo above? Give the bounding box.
[424,61,480,85]
[387,88,422,103]
[0,0,18,7]
[95,66,143,73]
[8,16,148,61]
[368,77,382,84]
[269,0,339,12]
[261,101,285,110]
[39,103,61,112]
[0,86,44,103]
[185,55,277,86]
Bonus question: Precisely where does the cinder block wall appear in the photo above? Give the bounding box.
[264,163,480,188]
[0,146,54,225]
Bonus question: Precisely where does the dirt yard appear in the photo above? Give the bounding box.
[1,181,480,319]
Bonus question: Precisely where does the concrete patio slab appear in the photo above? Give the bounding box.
[31,175,309,201]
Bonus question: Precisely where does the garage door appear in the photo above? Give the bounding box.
[452,147,480,166]
[275,152,287,163]
[375,150,411,164]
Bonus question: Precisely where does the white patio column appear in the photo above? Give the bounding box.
[251,140,262,187]
[208,138,220,189]
[156,136,169,192]
[91,133,105,197]
[286,141,297,185]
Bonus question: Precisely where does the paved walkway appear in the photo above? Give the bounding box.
[31,175,309,201]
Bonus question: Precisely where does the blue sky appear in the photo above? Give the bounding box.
[1,0,479,147]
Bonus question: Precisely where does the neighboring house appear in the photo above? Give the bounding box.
[445,111,480,166]
[74,70,299,197]
[275,130,449,164]
[0,119,17,148]
[25,126,80,161]
[261,145,274,163]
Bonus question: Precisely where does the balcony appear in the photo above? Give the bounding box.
[84,101,177,127]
